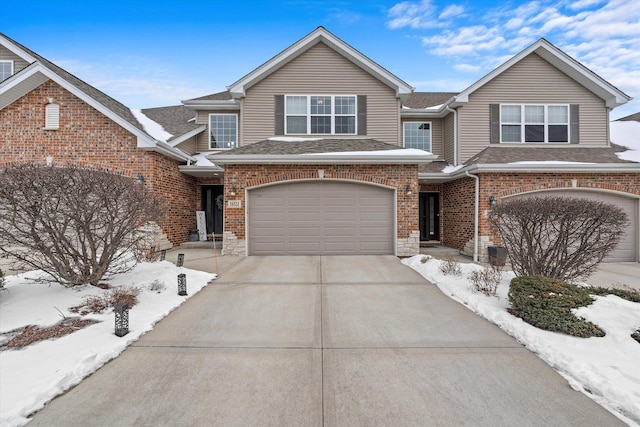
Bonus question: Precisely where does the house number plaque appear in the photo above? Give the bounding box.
[227,200,242,208]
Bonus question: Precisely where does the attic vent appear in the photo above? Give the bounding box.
[45,103,59,130]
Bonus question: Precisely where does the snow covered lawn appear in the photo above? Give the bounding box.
[402,255,640,426]
[0,261,216,427]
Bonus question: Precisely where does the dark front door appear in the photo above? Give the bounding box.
[201,185,223,235]
[419,192,440,241]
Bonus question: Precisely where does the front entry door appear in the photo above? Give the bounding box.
[201,185,223,235]
[419,192,440,241]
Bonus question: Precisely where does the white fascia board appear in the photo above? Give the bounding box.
[178,165,225,178]
[450,39,631,108]
[0,63,48,108]
[210,153,437,165]
[182,99,239,110]
[227,27,413,99]
[167,125,206,148]
[419,162,640,181]
[0,34,37,62]
[401,108,449,119]
[19,64,158,148]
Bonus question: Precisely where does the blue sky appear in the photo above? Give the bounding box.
[3,0,638,119]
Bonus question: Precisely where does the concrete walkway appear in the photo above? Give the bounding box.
[29,255,622,426]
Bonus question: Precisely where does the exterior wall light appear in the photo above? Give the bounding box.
[229,185,237,197]
[405,185,412,195]
[137,174,145,185]
[489,195,498,207]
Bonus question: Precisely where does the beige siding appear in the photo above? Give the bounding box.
[0,45,30,75]
[242,42,400,145]
[175,136,197,155]
[196,110,240,152]
[458,53,609,163]
[443,113,455,164]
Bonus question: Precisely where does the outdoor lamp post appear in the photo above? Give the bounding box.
[114,303,129,337]
[178,273,187,296]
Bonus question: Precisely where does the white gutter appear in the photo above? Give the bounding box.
[465,170,480,263]
[210,153,438,165]
[143,141,196,162]
[445,106,458,165]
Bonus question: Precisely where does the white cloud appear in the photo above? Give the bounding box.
[439,4,465,19]
[453,63,481,72]
[387,0,465,29]
[568,0,606,10]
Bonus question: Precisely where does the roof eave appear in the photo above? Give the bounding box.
[168,125,207,147]
[178,165,225,177]
[210,153,437,165]
[182,100,239,110]
[143,142,196,162]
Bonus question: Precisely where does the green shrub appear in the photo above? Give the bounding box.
[508,276,605,338]
[588,286,640,303]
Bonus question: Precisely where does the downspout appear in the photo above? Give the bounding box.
[445,106,458,165]
[465,170,479,262]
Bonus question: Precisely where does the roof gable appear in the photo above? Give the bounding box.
[227,27,413,101]
[452,38,631,109]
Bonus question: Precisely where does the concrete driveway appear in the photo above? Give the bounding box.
[29,255,622,426]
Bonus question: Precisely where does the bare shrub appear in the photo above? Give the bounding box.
[148,279,166,293]
[420,255,432,263]
[0,318,99,350]
[69,287,141,315]
[0,165,165,287]
[488,196,627,281]
[0,268,5,290]
[439,257,462,277]
[468,265,502,297]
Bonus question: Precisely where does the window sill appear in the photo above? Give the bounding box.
[42,127,59,131]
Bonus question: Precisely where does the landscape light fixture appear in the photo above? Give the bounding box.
[114,303,129,337]
[178,273,187,296]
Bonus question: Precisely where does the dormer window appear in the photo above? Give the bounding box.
[0,60,13,81]
[44,103,60,130]
[285,95,356,135]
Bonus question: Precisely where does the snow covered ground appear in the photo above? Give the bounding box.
[0,262,216,427]
[402,255,640,426]
[1,257,639,426]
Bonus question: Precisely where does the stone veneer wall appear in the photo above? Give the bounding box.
[0,80,197,244]
[440,172,640,261]
[222,164,419,256]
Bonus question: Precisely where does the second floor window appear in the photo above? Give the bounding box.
[209,114,237,149]
[0,60,13,81]
[285,95,356,135]
[501,104,569,143]
[403,122,431,152]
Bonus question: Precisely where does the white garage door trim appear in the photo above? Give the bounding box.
[246,179,397,256]
[505,189,639,262]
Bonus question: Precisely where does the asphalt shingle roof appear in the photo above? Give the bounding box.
[617,112,640,122]
[140,105,200,141]
[464,145,635,165]
[404,92,458,109]
[216,139,408,155]
[187,90,233,101]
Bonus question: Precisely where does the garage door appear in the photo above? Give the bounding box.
[248,181,394,255]
[508,191,638,262]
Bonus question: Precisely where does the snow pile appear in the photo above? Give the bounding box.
[304,148,432,156]
[402,255,640,425]
[130,109,173,142]
[0,262,216,427]
[611,120,640,162]
[441,164,463,173]
[192,152,218,167]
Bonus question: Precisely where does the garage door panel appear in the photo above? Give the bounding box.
[509,191,637,262]
[248,181,394,255]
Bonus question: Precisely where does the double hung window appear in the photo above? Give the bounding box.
[285,95,356,135]
[501,104,569,143]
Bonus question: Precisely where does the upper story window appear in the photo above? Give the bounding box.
[501,104,569,143]
[0,60,13,81]
[209,114,237,149]
[44,103,59,130]
[285,95,356,135]
[403,121,431,152]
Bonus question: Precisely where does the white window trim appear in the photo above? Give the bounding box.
[403,121,432,152]
[284,94,357,135]
[44,103,59,130]
[0,60,13,81]
[499,104,570,143]
[208,113,238,150]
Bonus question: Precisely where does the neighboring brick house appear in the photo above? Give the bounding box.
[2,28,639,261]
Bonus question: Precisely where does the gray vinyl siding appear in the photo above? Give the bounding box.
[175,136,197,155]
[457,52,609,163]
[242,42,400,146]
[443,113,455,164]
[0,45,30,75]
[196,110,240,152]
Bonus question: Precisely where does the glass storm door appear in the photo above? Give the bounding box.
[419,192,440,241]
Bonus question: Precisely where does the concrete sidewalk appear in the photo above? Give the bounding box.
[29,255,622,426]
